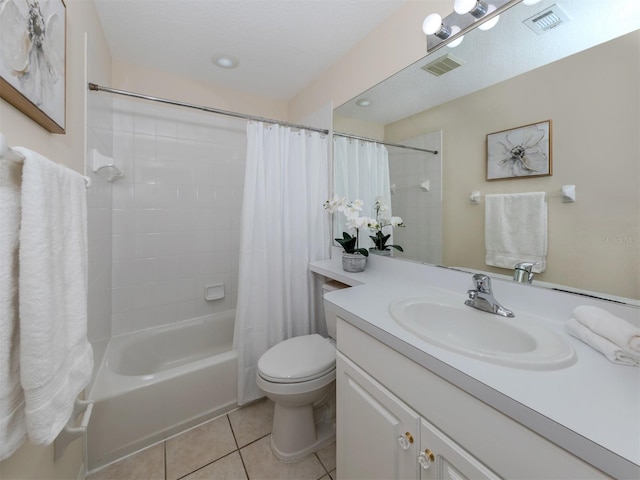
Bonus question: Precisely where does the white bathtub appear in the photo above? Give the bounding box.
[87,311,238,471]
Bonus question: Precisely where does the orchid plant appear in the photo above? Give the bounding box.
[368,197,405,252]
[323,195,375,257]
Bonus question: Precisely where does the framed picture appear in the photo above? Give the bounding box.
[486,120,552,181]
[0,0,66,133]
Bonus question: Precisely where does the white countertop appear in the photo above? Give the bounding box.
[311,251,640,479]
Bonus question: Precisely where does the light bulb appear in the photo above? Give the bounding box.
[447,26,464,48]
[478,4,499,30]
[454,0,477,14]
[422,13,443,35]
[522,0,542,5]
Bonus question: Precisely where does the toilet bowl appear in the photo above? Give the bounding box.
[256,281,346,462]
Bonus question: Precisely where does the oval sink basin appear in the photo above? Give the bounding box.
[389,297,576,370]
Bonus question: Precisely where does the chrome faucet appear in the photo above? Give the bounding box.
[465,274,514,317]
[513,262,536,284]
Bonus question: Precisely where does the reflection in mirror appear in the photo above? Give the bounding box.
[334,0,640,301]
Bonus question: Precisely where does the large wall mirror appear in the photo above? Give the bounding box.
[333,0,640,301]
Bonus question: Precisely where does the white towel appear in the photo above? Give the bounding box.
[566,318,640,366]
[15,147,94,446]
[572,305,640,355]
[485,192,547,272]
[0,160,27,460]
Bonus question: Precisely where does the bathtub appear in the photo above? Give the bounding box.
[87,311,238,471]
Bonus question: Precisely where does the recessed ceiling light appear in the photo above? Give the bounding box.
[211,54,239,69]
[356,98,372,107]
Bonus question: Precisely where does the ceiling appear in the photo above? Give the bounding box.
[93,0,407,101]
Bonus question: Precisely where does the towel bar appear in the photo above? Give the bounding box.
[54,399,94,460]
[470,185,576,204]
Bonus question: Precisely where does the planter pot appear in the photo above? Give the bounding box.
[342,252,367,272]
[369,248,391,257]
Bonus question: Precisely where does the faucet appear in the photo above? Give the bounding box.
[465,274,514,317]
[513,262,537,284]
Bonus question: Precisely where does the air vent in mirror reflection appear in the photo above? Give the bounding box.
[421,54,464,76]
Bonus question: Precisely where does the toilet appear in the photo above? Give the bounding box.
[256,281,346,462]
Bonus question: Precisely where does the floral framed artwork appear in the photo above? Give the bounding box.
[486,120,552,180]
[0,0,66,133]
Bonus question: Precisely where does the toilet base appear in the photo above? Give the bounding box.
[270,419,335,463]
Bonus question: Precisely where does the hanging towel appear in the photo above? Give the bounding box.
[485,192,547,272]
[0,160,27,460]
[572,306,640,355]
[566,318,640,366]
[14,147,94,446]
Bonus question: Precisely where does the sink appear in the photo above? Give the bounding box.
[389,297,577,370]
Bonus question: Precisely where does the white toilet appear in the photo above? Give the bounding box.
[256,281,345,462]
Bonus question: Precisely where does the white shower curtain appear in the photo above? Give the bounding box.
[234,122,330,405]
[333,137,392,249]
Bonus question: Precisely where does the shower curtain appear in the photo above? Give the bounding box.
[333,137,392,249]
[234,122,330,405]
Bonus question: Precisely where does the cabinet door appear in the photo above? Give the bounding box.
[419,418,501,480]
[337,354,421,480]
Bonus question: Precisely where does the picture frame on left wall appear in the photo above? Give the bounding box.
[0,0,66,133]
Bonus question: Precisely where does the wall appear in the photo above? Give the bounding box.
[289,1,449,124]
[109,97,246,335]
[384,31,640,299]
[0,0,112,478]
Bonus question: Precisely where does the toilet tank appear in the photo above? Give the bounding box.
[322,280,349,339]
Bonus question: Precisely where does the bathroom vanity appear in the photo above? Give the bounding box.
[311,252,640,479]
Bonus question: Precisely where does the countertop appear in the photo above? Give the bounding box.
[311,251,640,479]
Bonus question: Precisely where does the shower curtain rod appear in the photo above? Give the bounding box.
[87,83,330,135]
[333,131,438,155]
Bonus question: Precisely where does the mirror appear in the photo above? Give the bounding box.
[333,0,640,301]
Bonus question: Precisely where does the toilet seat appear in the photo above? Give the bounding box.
[258,334,335,384]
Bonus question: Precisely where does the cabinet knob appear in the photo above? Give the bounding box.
[418,448,435,469]
[397,432,414,450]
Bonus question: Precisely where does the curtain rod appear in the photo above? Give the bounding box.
[87,83,330,135]
[333,131,438,155]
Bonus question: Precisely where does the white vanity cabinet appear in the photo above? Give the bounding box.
[338,352,499,480]
[335,317,612,480]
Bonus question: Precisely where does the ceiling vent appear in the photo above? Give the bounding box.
[523,3,570,35]
[421,54,463,76]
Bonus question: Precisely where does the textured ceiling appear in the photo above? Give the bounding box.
[94,0,407,100]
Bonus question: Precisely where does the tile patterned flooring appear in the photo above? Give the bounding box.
[87,398,336,480]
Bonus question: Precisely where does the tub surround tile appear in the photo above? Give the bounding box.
[165,416,237,480]
[228,398,275,447]
[240,436,327,480]
[87,443,164,480]
[181,451,248,480]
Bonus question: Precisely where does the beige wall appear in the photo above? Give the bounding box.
[385,31,640,299]
[0,1,111,478]
[111,60,288,121]
[289,1,449,124]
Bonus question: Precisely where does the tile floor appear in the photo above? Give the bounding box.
[87,398,336,480]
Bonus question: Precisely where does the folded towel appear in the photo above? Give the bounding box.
[0,160,26,460]
[485,192,547,273]
[15,147,94,446]
[573,305,640,355]
[566,318,640,366]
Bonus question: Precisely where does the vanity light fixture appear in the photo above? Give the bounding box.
[422,0,526,52]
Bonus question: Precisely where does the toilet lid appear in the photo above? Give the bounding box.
[258,334,336,383]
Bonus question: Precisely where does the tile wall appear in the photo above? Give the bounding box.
[109,98,246,336]
[388,131,443,264]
